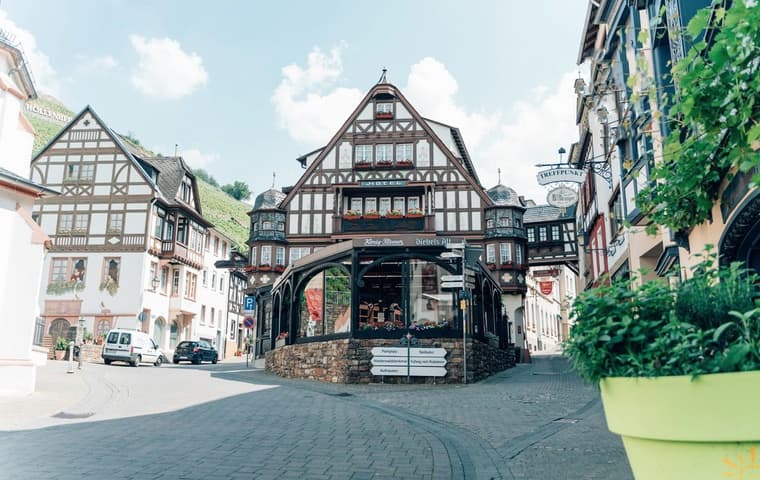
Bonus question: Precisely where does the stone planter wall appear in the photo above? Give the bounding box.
[266,337,515,384]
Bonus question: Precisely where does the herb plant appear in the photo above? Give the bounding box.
[564,259,760,383]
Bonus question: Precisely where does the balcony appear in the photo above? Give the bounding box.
[159,239,204,268]
[353,160,415,171]
[341,215,426,233]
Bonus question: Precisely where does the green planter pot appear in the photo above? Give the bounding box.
[600,370,760,479]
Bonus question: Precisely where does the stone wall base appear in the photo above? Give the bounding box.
[266,338,515,384]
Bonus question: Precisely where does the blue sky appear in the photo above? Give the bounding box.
[1,0,588,203]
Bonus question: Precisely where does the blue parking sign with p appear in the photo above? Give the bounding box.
[244,295,256,311]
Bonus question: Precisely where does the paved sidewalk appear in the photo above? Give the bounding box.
[0,355,632,479]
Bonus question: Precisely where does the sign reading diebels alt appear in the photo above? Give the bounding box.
[536,167,586,185]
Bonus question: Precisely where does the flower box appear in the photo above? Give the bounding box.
[258,264,271,272]
[385,209,404,219]
[396,160,414,168]
[364,214,381,220]
[375,160,393,168]
[343,214,361,220]
[274,265,285,273]
[375,112,393,119]
[355,162,372,169]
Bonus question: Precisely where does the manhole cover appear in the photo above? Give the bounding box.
[52,411,94,419]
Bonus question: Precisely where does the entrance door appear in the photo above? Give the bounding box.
[49,318,71,342]
[169,322,179,349]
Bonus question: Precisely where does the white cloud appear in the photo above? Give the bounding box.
[179,148,219,169]
[404,58,500,148]
[0,9,60,95]
[477,71,580,203]
[129,35,208,99]
[271,44,363,145]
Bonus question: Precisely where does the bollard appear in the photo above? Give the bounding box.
[67,342,75,374]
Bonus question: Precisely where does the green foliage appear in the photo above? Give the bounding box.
[196,179,249,253]
[221,181,252,201]
[639,0,760,232]
[193,168,219,187]
[55,337,69,351]
[565,259,760,383]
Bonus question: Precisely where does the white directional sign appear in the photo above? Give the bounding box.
[371,347,448,377]
[409,367,447,376]
[441,275,464,282]
[371,347,407,357]
[441,281,464,289]
[446,243,466,250]
[439,251,463,258]
[371,366,407,376]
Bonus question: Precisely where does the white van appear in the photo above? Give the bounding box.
[102,329,163,367]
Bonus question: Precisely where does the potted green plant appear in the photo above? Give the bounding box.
[343,209,361,220]
[364,210,380,220]
[564,254,760,479]
[83,329,94,344]
[54,337,69,360]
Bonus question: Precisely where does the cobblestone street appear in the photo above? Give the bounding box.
[0,356,632,479]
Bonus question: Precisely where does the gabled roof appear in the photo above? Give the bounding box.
[31,105,211,227]
[31,105,156,189]
[284,81,492,208]
[423,118,481,186]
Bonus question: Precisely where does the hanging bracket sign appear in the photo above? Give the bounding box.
[537,168,585,185]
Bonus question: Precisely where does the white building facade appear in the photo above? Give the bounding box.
[0,30,56,395]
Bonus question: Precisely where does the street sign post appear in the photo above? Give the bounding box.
[441,275,464,282]
[441,281,464,289]
[244,295,256,311]
[243,316,255,328]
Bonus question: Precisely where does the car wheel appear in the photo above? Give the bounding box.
[154,356,162,367]
[192,356,201,365]
[132,355,141,367]
[212,355,218,364]
[104,359,112,365]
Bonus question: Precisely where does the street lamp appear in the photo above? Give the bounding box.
[151,276,159,292]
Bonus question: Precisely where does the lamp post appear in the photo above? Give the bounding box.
[151,276,159,292]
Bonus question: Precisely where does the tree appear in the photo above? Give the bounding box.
[222,181,251,201]
[193,168,219,187]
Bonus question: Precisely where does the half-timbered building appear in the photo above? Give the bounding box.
[250,80,528,383]
[30,106,225,356]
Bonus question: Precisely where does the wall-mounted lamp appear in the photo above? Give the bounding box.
[151,276,160,292]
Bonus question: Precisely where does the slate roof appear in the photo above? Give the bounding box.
[524,204,577,223]
[253,188,285,210]
[487,184,523,207]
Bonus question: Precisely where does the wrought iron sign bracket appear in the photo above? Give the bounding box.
[586,161,612,188]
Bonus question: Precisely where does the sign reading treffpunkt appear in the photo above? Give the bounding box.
[536,167,585,185]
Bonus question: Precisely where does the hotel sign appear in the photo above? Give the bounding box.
[537,168,585,185]
[360,180,408,187]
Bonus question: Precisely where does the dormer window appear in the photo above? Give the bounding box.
[263,221,272,230]
[180,176,193,203]
[375,102,393,119]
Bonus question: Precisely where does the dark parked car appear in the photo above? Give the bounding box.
[172,340,218,365]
